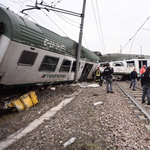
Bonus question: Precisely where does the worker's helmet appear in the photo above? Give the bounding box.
[98,67,100,69]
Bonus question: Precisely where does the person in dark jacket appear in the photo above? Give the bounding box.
[103,63,114,93]
[129,68,137,91]
[141,66,150,105]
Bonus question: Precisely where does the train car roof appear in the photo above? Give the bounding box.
[0,7,99,62]
[99,53,150,62]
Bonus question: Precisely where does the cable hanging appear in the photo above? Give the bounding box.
[90,0,105,54]
[122,16,150,51]
[95,0,106,54]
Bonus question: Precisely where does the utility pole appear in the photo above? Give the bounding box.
[140,45,142,56]
[120,45,122,53]
[74,0,86,82]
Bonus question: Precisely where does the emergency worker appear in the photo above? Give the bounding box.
[103,63,114,93]
[129,68,137,91]
[140,65,146,75]
[141,66,150,105]
[94,67,102,86]
[140,65,146,81]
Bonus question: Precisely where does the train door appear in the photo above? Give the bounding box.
[139,60,147,71]
[79,63,93,81]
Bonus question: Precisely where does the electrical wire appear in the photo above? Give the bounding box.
[1,1,89,47]
[54,12,80,28]
[27,0,69,36]
[90,0,105,54]
[141,28,150,31]
[95,0,106,54]
[47,0,62,7]
[122,16,150,52]
[41,9,69,37]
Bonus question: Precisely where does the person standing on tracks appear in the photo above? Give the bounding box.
[103,62,114,93]
[140,65,146,75]
[140,65,146,81]
[129,68,137,91]
[141,66,150,105]
[94,67,103,86]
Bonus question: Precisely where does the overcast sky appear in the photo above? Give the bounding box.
[1,0,150,56]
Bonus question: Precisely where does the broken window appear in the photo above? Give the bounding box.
[113,62,124,66]
[60,60,71,72]
[18,51,37,66]
[39,56,59,72]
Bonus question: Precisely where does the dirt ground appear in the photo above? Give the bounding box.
[0,81,150,150]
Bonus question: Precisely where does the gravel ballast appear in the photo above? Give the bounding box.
[0,82,150,150]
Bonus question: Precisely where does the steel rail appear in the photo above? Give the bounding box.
[136,84,143,90]
[116,82,150,120]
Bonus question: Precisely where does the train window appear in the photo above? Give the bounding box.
[60,60,71,72]
[100,64,107,67]
[127,61,135,67]
[113,62,124,66]
[39,56,59,72]
[71,61,80,72]
[18,51,37,66]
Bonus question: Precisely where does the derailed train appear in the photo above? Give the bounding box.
[99,54,150,80]
[0,7,99,89]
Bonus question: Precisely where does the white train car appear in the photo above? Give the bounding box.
[99,58,150,80]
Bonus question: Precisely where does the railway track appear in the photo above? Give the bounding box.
[1,81,150,149]
[116,81,150,131]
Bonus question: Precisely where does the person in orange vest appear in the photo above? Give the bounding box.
[140,65,146,75]
[140,65,146,81]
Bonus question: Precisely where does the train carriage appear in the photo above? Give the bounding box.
[0,7,99,89]
[99,58,150,80]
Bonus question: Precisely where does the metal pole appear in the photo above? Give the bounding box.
[120,45,122,53]
[140,45,142,56]
[74,0,86,82]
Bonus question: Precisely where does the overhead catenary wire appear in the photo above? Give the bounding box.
[8,0,70,37]
[122,16,150,52]
[31,0,70,36]
[141,28,150,31]
[41,10,69,37]
[54,12,80,28]
[95,0,106,54]
[47,0,62,7]
[1,0,98,51]
[90,0,105,54]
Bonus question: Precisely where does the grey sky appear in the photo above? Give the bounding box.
[1,0,150,55]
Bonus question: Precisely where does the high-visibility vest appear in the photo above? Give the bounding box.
[140,67,146,75]
[95,69,101,76]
